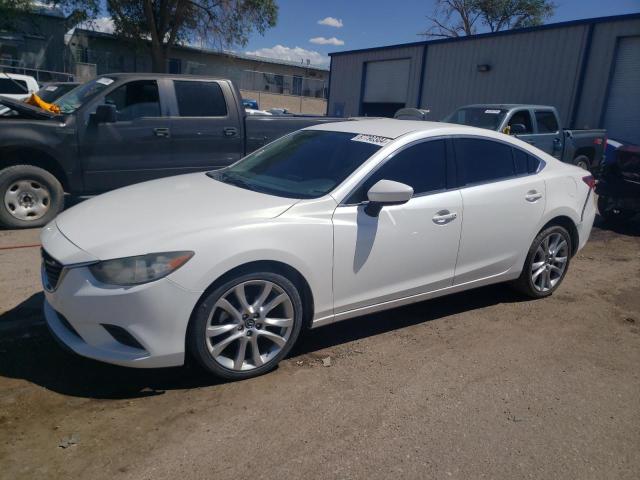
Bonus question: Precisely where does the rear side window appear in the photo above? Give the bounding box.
[535,111,559,133]
[175,81,227,117]
[513,148,542,175]
[454,138,515,185]
[0,78,28,94]
[348,140,447,204]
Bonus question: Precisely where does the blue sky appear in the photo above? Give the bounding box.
[243,0,640,67]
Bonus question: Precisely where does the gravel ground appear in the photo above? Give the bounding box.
[0,218,639,480]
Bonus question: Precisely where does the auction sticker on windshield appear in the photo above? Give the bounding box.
[485,109,502,114]
[351,134,392,146]
[96,77,114,86]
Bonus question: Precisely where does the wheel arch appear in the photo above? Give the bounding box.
[0,146,69,191]
[540,215,579,257]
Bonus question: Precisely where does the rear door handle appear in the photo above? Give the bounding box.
[432,210,458,225]
[525,190,543,202]
[153,127,170,138]
[223,127,238,137]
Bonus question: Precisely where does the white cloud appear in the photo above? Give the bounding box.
[81,16,115,34]
[318,17,343,28]
[309,36,344,46]
[245,45,329,67]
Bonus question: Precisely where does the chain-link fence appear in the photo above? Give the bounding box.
[240,70,327,99]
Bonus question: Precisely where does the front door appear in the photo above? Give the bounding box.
[332,139,463,314]
[533,110,562,158]
[80,79,173,192]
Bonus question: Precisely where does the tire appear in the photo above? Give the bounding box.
[573,154,591,171]
[0,165,64,229]
[513,225,572,298]
[188,271,304,380]
[597,195,634,224]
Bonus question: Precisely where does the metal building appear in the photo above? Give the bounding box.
[327,13,640,144]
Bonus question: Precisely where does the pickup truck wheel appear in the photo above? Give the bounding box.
[573,155,591,171]
[0,165,64,229]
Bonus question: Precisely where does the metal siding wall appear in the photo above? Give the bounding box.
[420,25,587,121]
[328,45,424,117]
[575,18,640,129]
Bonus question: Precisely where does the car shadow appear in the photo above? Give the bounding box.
[0,284,528,400]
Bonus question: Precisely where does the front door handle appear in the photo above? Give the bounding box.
[223,127,238,137]
[525,190,543,202]
[432,210,458,225]
[153,127,170,138]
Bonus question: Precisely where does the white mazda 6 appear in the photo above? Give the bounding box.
[41,120,596,379]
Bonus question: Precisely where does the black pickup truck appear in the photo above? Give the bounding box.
[0,73,342,228]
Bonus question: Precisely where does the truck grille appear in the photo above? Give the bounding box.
[42,249,64,291]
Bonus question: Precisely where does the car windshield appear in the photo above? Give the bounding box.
[208,130,384,199]
[445,107,507,130]
[54,77,117,113]
[36,83,78,103]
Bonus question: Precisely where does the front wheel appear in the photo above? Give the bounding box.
[0,165,64,229]
[188,271,304,380]
[513,225,572,298]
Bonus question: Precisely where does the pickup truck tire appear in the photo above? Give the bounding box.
[0,165,64,229]
[573,155,591,171]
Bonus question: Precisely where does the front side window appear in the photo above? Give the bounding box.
[347,140,447,204]
[508,110,533,133]
[535,111,559,133]
[208,130,383,199]
[105,80,160,121]
[454,138,515,185]
[175,81,227,117]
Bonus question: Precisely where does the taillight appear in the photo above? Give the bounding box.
[582,175,596,189]
[594,137,604,145]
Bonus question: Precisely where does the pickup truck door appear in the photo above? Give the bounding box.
[532,110,562,159]
[168,79,244,170]
[506,109,537,146]
[78,78,175,193]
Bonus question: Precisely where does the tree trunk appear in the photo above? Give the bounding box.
[150,43,166,73]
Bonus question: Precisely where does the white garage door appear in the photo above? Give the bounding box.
[603,36,640,145]
[363,59,411,103]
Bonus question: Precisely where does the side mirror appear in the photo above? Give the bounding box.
[93,104,116,124]
[509,123,527,135]
[365,179,413,217]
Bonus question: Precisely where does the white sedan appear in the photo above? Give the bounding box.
[41,120,596,379]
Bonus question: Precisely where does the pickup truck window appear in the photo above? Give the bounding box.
[208,130,381,199]
[175,81,227,117]
[508,110,533,133]
[0,79,27,94]
[55,77,117,113]
[105,80,161,121]
[445,107,507,130]
[454,138,514,185]
[535,111,559,133]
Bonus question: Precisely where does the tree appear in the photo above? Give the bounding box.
[105,0,278,72]
[422,0,555,38]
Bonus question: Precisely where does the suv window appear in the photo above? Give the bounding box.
[513,148,542,175]
[508,110,533,133]
[105,80,160,121]
[535,110,559,133]
[454,138,515,185]
[347,140,447,204]
[175,81,227,117]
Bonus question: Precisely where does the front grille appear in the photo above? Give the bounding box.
[42,249,64,291]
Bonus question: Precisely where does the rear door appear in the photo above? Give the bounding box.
[533,110,562,158]
[80,78,174,192]
[169,79,243,170]
[452,137,546,285]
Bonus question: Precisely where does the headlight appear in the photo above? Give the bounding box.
[89,251,194,286]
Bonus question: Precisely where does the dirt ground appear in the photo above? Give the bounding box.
[0,218,639,480]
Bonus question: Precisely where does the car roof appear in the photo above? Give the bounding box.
[306,118,482,139]
[459,104,556,110]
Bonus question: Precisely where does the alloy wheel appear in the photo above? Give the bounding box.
[4,179,51,221]
[531,232,568,292]
[205,280,295,371]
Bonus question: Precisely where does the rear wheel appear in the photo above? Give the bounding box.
[188,271,304,380]
[573,154,591,171]
[0,165,64,228]
[513,225,572,298]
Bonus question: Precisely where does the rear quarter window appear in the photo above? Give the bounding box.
[513,148,542,175]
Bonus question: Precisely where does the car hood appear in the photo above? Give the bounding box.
[0,95,57,119]
[55,173,299,259]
